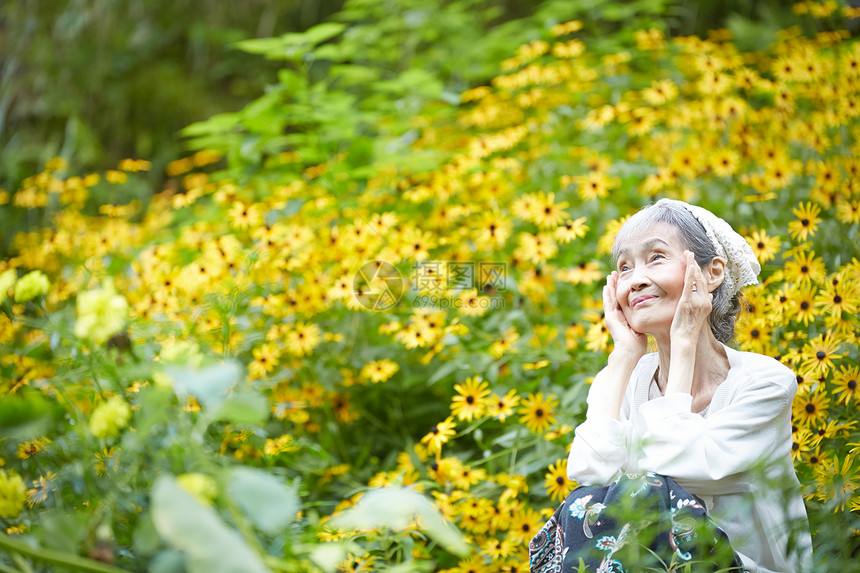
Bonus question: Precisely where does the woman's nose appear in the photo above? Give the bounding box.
[629,267,650,290]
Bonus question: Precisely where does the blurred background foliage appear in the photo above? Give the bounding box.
[0,0,836,197]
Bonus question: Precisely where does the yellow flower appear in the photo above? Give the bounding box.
[788,202,823,241]
[518,392,558,434]
[554,217,589,243]
[13,270,49,303]
[792,388,830,427]
[0,269,16,304]
[264,434,298,456]
[360,358,400,383]
[557,261,603,284]
[832,366,860,406]
[544,459,574,502]
[812,455,860,512]
[0,469,26,518]
[531,191,569,229]
[507,507,544,544]
[745,230,781,263]
[451,376,491,422]
[74,277,129,344]
[799,333,843,378]
[783,250,827,286]
[285,322,322,356]
[710,148,740,177]
[488,389,520,422]
[176,473,218,507]
[88,396,132,439]
[420,417,457,454]
[16,437,50,460]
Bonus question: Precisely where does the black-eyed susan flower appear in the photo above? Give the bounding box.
[799,333,843,378]
[745,229,781,263]
[735,317,774,355]
[452,465,487,491]
[488,389,520,422]
[832,365,860,406]
[793,388,831,427]
[784,250,827,286]
[518,392,558,434]
[284,322,322,356]
[421,417,457,455]
[788,202,823,241]
[16,437,50,460]
[531,191,569,229]
[554,217,589,244]
[814,273,859,321]
[451,376,491,422]
[836,199,860,224]
[786,284,818,326]
[507,507,544,544]
[482,536,515,560]
[543,459,574,502]
[337,553,376,573]
[25,472,57,507]
[360,358,400,383]
[812,455,860,512]
[791,427,815,463]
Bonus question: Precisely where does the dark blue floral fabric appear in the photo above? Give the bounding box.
[529,472,744,573]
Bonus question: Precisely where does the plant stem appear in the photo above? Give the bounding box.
[0,534,131,573]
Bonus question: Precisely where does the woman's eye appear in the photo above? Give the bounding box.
[650,253,664,262]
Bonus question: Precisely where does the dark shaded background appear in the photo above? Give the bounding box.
[0,0,844,192]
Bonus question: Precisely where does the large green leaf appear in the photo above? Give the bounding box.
[211,390,269,425]
[151,476,270,573]
[227,467,299,535]
[328,486,469,557]
[166,361,241,409]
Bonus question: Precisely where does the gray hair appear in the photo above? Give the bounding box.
[610,200,743,344]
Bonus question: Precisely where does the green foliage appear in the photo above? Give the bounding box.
[1,0,860,572]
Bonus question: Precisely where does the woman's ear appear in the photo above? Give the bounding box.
[707,256,726,292]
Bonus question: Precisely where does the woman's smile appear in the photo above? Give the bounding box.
[630,294,657,307]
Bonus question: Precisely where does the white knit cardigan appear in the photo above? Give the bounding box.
[567,343,813,572]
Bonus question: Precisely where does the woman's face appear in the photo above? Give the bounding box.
[613,222,691,336]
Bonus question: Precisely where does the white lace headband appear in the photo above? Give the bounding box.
[654,199,760,297]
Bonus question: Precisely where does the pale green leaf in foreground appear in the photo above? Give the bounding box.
[227,467,299,535]
[166,361,241,409]
[328,486,470,557]
[151,476,270,573]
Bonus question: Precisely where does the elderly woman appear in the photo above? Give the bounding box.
[530,199,812,572]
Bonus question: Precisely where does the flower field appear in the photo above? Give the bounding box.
[1,1,859,571]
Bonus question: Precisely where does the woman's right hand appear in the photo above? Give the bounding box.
[603,271,647,361]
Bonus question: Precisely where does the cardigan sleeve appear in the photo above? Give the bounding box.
[635,358,795,487]
[566,363,639,485]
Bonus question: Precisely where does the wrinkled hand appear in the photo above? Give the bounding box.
[670,251,714,344]
[603,271,647,360]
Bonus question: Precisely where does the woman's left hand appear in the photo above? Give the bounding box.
[669,251,713,347]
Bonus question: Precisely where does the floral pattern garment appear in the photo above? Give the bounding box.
[529,473,744,573]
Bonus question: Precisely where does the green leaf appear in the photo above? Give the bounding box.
[132,512,161,557]
[33,510,86,554]
[151,476,270,573]
[301,22,346,46]
[227,467,299,535]
[212,390,269,425]
[166,361,241,409]
[149,550,186,573]
[328,486,469,557]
